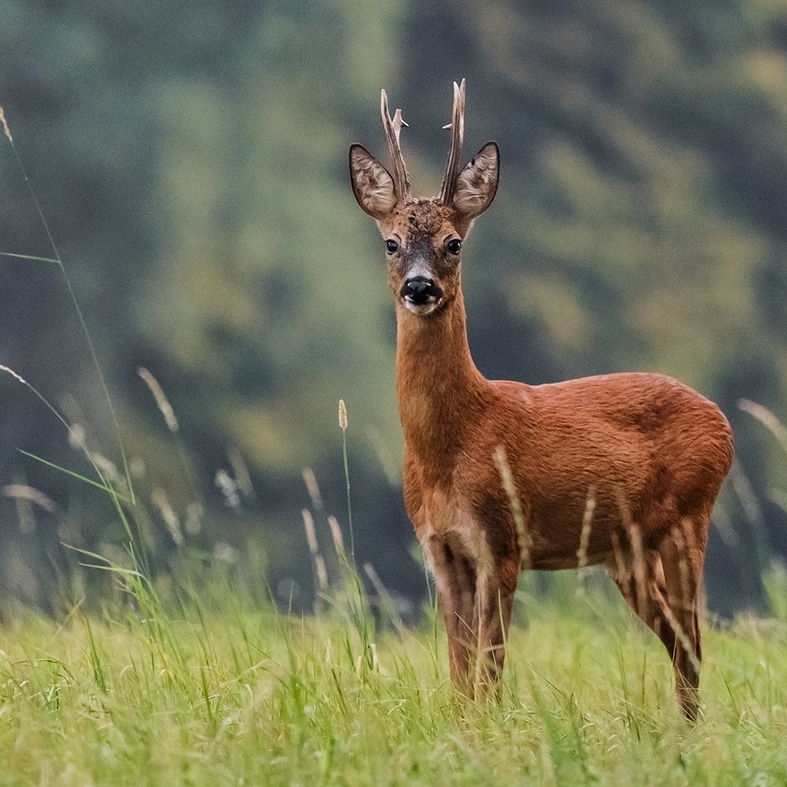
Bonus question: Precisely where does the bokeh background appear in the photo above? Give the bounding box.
[2,0,787,616]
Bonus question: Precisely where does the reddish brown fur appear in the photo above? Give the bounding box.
[349,84,733,720]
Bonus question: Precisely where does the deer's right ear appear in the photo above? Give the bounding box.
[349,144,398,219]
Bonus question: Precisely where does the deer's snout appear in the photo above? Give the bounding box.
[400,276,443,314]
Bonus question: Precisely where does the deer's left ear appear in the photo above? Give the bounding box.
[453,142,499,222]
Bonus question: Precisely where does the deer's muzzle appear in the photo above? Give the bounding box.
[400,276,443,314]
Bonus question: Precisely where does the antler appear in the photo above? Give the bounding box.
[381,89,412,203]
[438,79,465,205]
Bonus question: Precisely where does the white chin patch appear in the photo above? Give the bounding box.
[403,299,440,316]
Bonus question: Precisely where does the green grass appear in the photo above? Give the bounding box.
[3,118,787,785]
[1,566,786,786]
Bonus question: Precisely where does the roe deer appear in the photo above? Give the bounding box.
[348,80,733,720]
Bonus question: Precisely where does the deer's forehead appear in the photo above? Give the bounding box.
[388,202,457,241]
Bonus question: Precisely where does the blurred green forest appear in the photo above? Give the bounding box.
[2,0,787,616]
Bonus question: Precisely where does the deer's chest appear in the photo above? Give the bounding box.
[405,480,496,581]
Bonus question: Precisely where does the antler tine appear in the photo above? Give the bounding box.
[381,89,412,203]
[438,79,466,205]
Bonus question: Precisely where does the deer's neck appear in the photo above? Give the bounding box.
[395,289,488,470]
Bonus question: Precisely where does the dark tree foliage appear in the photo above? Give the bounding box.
[1,0,787,615]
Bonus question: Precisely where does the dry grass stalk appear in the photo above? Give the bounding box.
[226,446,256,506]
[0,364,26,385]
[629,523,648,623]
[738,398,787,454]
[0,107,11,143]
[302,467,324,513]
[614,487,648,622]
[302,508,328,592]
[2,484,59,515]
[302,507,319,556]
[662,602,701,678]
[363,562,385,596]
[672,524,691,615]
[214,469,241,509]
[151,488,184,546]
[576,485,597,569]
[138,367,179,433]
[316,557,329,594]
[609,529,628,583]
[355,643,379,676]
[92,454,125,488]
[493,446,532,570]
[364,562,407,636]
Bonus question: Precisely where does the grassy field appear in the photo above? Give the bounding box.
[1,560,786,787]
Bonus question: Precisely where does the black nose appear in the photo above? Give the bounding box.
[400,276,443,305]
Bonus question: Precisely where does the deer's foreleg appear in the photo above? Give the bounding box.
[428,535,479,698]
[474,563,517,699]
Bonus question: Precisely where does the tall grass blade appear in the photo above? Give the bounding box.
[338,399,355,564]
[0,112,135,504]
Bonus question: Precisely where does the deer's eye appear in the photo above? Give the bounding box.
[446,238,462,255]
[385,239,399,254]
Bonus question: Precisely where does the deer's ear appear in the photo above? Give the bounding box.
[453,142,499,222]
[349,144,398,219]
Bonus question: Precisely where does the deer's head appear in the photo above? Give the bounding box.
[349,81,499,316]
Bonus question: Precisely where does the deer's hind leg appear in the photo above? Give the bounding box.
[607,522,705,721]
[656,519,707,721]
